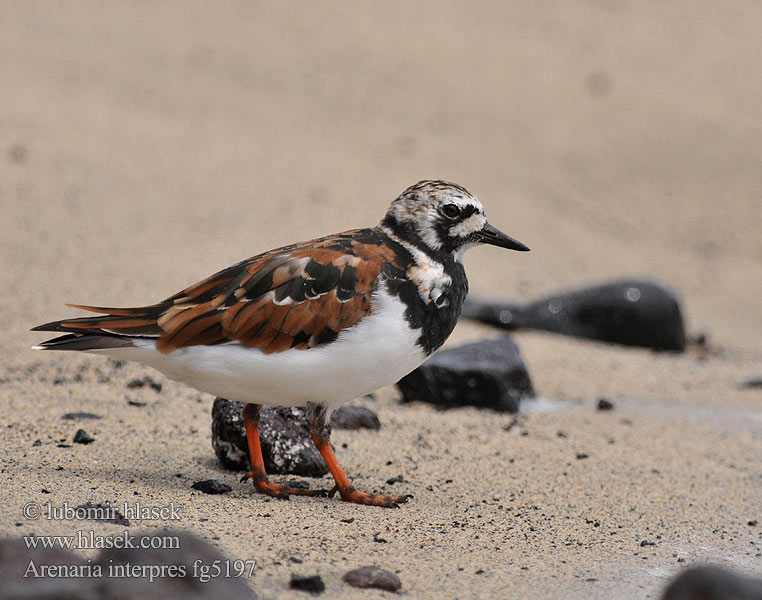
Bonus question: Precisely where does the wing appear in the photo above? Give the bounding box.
[33,228,401,355]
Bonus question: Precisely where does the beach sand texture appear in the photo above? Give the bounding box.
[1,2,761,598]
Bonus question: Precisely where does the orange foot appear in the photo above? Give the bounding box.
[241,472,328,500]
[328,485,411,508]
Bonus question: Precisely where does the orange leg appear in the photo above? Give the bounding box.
[310,405,410,508]
[241,403,326,499]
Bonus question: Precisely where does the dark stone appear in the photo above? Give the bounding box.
[661,565,762,600]
[739,377,762,389]
[330,405,381,430]
[127,398,147,406]
[290,574,325,594]
[191,479,232,495]
[343,565,402,592]
[396,337,534,412]
[8,144,28,164]
[597,398,614,410]
[463,279,686,351]
[73,429,95,444]
[386,475,406,485]
[126,375,163,392]
[60,412,102,420]
[211,398,328,477]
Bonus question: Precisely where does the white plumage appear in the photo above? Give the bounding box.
[88,288,424,412]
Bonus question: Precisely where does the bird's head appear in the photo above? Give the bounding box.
[382,180,529,260]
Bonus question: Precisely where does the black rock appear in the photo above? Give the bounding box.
[463,279,686,351]
[343,565,402,592]
[661,565,762,600]
[396,337,534,412]
[211,398,328,477]
[290,574,325,594]
[0,530,255,599]
[385,475,406,485]
[597,398,614,411]
[60,412,102,420]
[126,375,163,392]
[739,377,762,389]
[191,479,232,495]
[73,428,95,444]
[330,405,381,430]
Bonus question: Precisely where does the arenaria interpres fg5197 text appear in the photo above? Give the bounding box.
[33,180,529,507]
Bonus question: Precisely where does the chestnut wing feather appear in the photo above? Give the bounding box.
[40,229,400,355]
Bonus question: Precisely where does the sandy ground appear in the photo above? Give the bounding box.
[1,2,761,598]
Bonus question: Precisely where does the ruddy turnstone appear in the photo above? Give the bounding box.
[33,180,528,507]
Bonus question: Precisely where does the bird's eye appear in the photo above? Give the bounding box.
[440,204,461,220]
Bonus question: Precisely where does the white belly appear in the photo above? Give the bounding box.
[96,290,426,410]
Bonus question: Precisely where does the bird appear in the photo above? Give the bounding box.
[32,180,529,508]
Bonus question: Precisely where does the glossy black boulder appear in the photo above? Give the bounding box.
[396,337,534,412]
[463,279,686,351]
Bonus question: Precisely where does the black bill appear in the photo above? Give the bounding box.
[476,222,530,251]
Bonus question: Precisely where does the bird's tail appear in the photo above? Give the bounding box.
[31,303,164,352]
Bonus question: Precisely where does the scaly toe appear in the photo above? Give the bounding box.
[338,488,410,508]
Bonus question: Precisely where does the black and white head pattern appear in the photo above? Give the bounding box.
[383,180,488,258]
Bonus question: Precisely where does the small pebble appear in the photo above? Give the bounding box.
[597,398,614,410]
[739,377,762,389]
[191,479,232,495]
[330,405,381,430]
[73,429,95,444]
[343,566,402,592]
[60,412,102,420]
[290,574,325,594]
[126,375,162,392]
[9,144,28,163]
